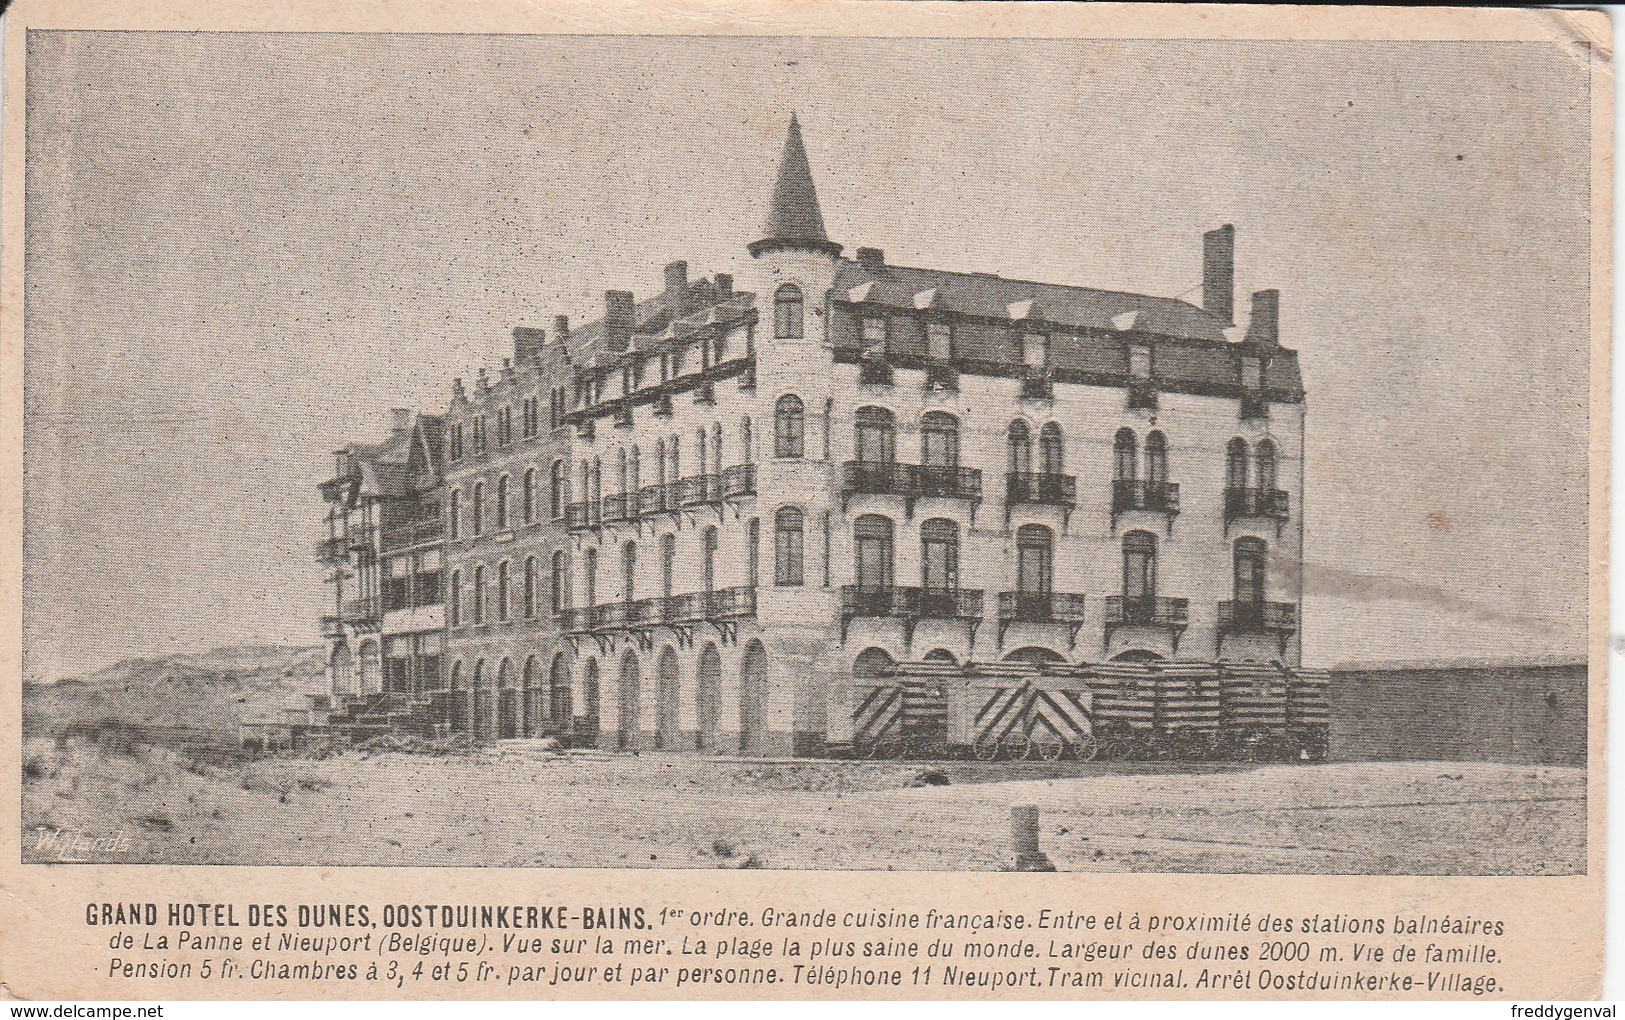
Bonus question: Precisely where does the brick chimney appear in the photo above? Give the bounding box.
[664,260,688,294]
[604,290,636,351]
[1243,289,1280,347]
[513,326,547,364]
[1203,225,1235,326]
[715,273,733,297]
[857,246,885,270]
[553,315,570,348]
[389,408,412,434]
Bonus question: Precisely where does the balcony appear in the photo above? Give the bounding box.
[1224,487,1290,522]
[601,492,636,524]
[319,615,345,638]
[652,393,674,418]
[1006,471,1076,509]
[841,461,982,510]
[1127,381,1158,410]
[575,419,595,440]
[1219,600,1297,636]
[924,362,959,393]
[315,537,349,563]
[843,585,984,621]
[380,517,442,551]
[694,380,716,405]
[1240,394,1270,420]
[675,474,722,508]
[996,591,1086,647]
[1111,480,1180,521]
[341,597,381,626]
[560,606,593,633]
[565,502,600,530]
[721,463,756,498]
[1103,596,1188,647]
[639,483,674,516]
[1020,372,1054,400]
[859,359,894,386]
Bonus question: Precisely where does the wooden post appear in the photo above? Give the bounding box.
[1012,804,1056,871]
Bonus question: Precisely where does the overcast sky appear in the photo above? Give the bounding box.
[22,33,1592,680]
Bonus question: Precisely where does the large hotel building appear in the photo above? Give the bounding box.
[314,115,1308,755]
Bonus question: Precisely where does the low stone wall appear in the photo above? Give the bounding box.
[1328,660,1586,766]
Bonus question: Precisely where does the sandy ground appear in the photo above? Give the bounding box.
[22,737,1584,874]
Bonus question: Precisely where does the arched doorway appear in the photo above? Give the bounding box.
[696,643,723,751]
[657,646,683,750]
[548,654,571,736]
[357,639,380,695]
[581,658,601,744]
[617,651,641,750]
[471,659,491,742]
[521,656,540,736]
[329,644,353,697]
[739,640,768,754]
[497,658,518,739]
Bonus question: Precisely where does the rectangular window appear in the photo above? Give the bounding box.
[862,316,888,351]
[1022,332,1049,370]
[1129,344,1153,380]
[927,321,953,361]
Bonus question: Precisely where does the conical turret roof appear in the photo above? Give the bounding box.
[749,113,842,258]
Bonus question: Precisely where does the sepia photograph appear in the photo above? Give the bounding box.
[20,28,1593,880]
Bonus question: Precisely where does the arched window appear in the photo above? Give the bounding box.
[1234,537,1267,605]
[495,475,509,530]
[747,518,761,587]
[550,551,568,614]
[1123,531,1157,601]
[774,283,804,339]
[775,395,805,458]
[1146,431,1168,486]
[661,533,676,598]
[522,468,536,524]
[741,417,754,463]
[654,439,667,487]
[667,436,680,479]
[853,514,895,590]
[471,482,485,536]
[1016,524,1054,597]
[449,489,461,539]
[549,460,564,520]
[616,448,628,495]
[449,569,462,626]
[622,541,637,602]
[523,556,537,619]
[702,526,719,593]
[696,428,708,476]
[495,561,509,621]
[921,411,960,468]
[1113,429,1138,483]
[1008,420,1032,476]
[591,457,602,508]
[472,565,486,624]
[1039,423,1064,474]
[854,407,897,464]
[921,518,960,592]
[1226,438,1250,490]
[711,422,724,473]
[775,507,805,586]
[1256,439,1278,492]
[583,547,597,606]
[628,446,640,495]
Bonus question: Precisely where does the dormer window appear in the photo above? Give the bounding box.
[1022,332,1048,370]
[927,321,953,361]
[1129,344,1152,381]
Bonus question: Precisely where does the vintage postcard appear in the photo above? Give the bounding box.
[1,0,1610,1002]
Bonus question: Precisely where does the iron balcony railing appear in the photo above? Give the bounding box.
[601,492,636,524]
[341,597,381,624]
[560,606,593,633]
[676,474,723,508]
[1218,600,1298,634]
[1103,596,1188,630]
[1111,479,1181,516]
[721,463,756,498]
[701,585,757,620]
[315,537,349,563]
[569,588,758,633]
[841,461,982,502]
[841,585,984,621]
[639,483,672,516]
[1224,487,1291,522]
[380,517,442,551]
[319,615,345,638]
[565,502,601,530]
[1006,471,1077,509]
[997,591,1086,624]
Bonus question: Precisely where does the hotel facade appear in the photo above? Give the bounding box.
[315,115,1308,755]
